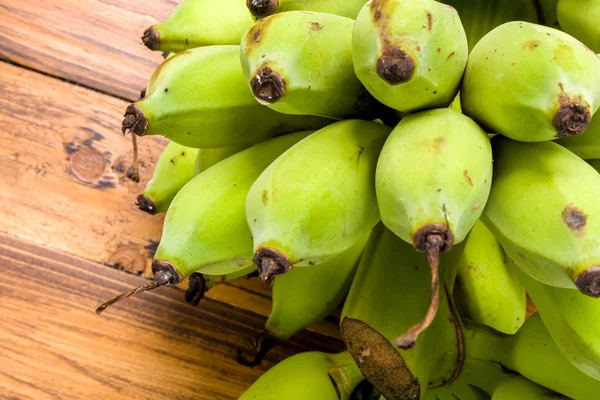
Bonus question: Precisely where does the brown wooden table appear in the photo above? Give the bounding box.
[0,1,343,398]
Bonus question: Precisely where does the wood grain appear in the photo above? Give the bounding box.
[0,0,177,101]
[0,232,345,399]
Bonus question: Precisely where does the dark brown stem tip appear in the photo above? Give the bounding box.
[250,66,287,104]
[246,0,279,18]
[235,330,282,367]
[185,272,207,306]
[377,47,415,85]
[142,26,160,51]
[122,104,148,136]
[136,194,157,215]
[126,166,140,183]
[253,248,291,280]
[413,224,454,254]
[553,102,591,138]
[575,266,600,298]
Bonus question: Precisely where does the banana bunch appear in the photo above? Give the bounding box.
[95,0,600,398]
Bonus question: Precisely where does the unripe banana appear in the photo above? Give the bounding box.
[461,21,600,142]
[121,45,332,148]
[246,120,390,280]
[238,351,364,400]
[141,0,255,52]
[463,314,600,399]
[96,131,312,315]
[480,136,600,296]
[557,0,600,52]
[341,223,464,400]
[375,108,493,346]
[555,109,600,159]
[453,220,526,335]
[491,374,568,400]
[352,0,468,113]
[440,0,539,52]
[185,265,257,306]
[236,233,369,366]
[239,11,379,120]
[508,260,600,380]
[245,0,368,20]
[193,144,250,176]
[136,141,199,215]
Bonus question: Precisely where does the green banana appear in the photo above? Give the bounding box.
[352,0,468,113]
[375,108,493,347]
[246,119,391,280]
[480,136,600,295]
[463,313,600,399]
[490,374,567,400]
[508,260,600,380]
[96,131,313,315]
[245,0,368,20]
[460,21,600,142]
[121,45,332,148]
[555,108,600,159]
[236,233,369,366]
[453,220,526,335]
[340,223,464,400]
[193,144,250,176]
[440,0,539,52]
[238,351,365,400]
[184,265,257,306]
[141,0,255,52]
[239,11,380,120]
[557,0,600,52]
[136,141,199,215]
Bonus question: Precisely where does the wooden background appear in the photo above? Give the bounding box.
[0,1,343,398]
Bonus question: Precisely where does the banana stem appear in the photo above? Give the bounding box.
[185,272,207,306]
[328,351,366,400]
[125,132,140,182]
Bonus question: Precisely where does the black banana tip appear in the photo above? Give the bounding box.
[246,0,278,18]
[235,331,282,367]
[141,26,160,51]
[185,272,207,306]
[253,248,291,280]
[250,66,287,104]
[122,104,148,136]
[136,194,157,215]
[575,266,600,298]
[553,98,591,138]
[377,46,415,85]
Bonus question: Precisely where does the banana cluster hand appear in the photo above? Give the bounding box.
[95,0,600,398]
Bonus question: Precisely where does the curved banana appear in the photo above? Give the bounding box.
[238,351,364,400]
[240,11,380,120]
[246,0,368,20]
[236,233,369,366]
[508,259,600,380]
[375,108,493,347]
[193,144,250,176]
[136,141,199,215]
[340,223,464,400]
[352,0,468,113]
[96,131,313,315]
[453,220,526,335]
[461,21,600,142]
[557,0,600,52]
[481,136,600,295]
[121,45,332,148]
[184,265,257,306]
[141,0,255,52]
[555,110,600,159]
[246,119,391,280]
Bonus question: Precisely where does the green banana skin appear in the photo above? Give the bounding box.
[246,0,368,20]
[463,314,600,400]
[136,141,199,215]
[246,119,391,279]
[453,220,526,335]
[240,11,380,120]
[490,374,567,400]
[375,108,492,346]
[185,265,257,306]
[141,0,255,52]
[340,223,464,400]
[237,233,369,367]
[121,45,333,148]
[557,0,600,52]
[439,0,539,52]
[352,0,468,113]
[509,260,600,380]
[480,136,600,294]
[194,144,250,176]
[460,21,600,142]
[555,109,600,159]
[238,351,364,400]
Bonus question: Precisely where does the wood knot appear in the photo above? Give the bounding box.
[106,244,149,275]
[70,147,106,183]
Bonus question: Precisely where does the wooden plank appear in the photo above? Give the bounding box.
[0,232,345,399]
[0,0,177,100]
